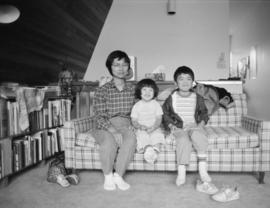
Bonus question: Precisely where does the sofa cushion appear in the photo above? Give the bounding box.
[76,130,167,151]
[76,126,258,151]
[165,126,258,150]
[205,126,259,149]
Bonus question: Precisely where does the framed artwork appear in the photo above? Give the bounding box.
[127,56,137,81]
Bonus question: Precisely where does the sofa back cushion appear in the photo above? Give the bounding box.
[207,94,247,127]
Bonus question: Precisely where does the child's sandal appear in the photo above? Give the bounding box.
[56,174,70,187]
[66,174,80,185]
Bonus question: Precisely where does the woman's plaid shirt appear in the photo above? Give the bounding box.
[94,80,135,130]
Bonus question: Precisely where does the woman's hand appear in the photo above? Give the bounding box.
[184,123,198,131]
[146,126,155,133]
[197,121,205,129]
[112,132,122,145]
[131,119,148,131]
[139,125,148,131]
[108,126,122,145]
[168,124,179,132]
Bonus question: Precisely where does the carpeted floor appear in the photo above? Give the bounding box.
[0,163,270,208]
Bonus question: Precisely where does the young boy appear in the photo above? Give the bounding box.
[162,66,218,194]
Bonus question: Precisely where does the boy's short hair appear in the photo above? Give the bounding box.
[105,50,131,76]
[135,78,159,99]
[173,66,195,82]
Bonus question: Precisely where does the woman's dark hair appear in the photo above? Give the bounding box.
[105,50,131,76]
[135,78,159,99]
[173,66,195,82]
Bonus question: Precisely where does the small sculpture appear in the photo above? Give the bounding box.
[58,66,73,96]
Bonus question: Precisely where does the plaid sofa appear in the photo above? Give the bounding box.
[62,94,270,183]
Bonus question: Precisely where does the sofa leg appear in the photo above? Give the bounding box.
[0,176,9,188]
[71,168,78,175]
[258,172,265,184]
[66,168,78,175]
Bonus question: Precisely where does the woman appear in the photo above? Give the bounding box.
[93,50,136,191]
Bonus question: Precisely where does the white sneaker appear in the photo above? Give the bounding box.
[212,186,240,202]
[144,146,158,164]
[103,173,116,191]
[56,174,70,187]
[113,173,130,191]
[196,180,218,195]
[176,175,186,186]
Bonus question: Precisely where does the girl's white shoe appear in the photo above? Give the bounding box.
[113,173,130,191]
[104,173,116,191]
[144,146,158,164]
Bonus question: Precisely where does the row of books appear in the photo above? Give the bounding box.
[0,98,71,138]
[12,128,64,173]
[29,99,71,132]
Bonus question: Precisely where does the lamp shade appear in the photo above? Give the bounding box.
[0,5,20,23]
[167,0,176,15]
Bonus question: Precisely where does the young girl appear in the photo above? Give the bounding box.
[131,79,165,164]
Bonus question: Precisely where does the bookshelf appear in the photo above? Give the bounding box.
[73,82,98,119]
[0,85,71,184]
[60,81,98,119]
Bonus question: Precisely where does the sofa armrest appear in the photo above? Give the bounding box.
[64,116,96,134]
[63,116,96,148]
[242,115,270,150]
[62,116,95,168]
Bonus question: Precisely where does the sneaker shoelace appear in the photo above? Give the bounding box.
[200,181,219,194]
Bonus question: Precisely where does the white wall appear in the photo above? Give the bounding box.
[84,0,229,82]
[230,1,270,120]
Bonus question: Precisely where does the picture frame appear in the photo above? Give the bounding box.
[127,56,137,81]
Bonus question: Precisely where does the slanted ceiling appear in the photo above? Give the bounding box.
[0,0,113,86]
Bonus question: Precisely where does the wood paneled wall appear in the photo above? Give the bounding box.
[0,0,112,85]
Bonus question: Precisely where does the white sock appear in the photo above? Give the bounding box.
[113,173,130,191]
[198,161,211,182]
[103,173,116,191]
[176,165,186,186]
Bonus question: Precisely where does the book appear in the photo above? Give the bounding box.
[32,132,42,161]
[0,98,8,138]
[7,101,13,136]
[51,100,60,127]
[13,141,20,172]
[0,143,2,178]
[0,138,12,176]
[23,140,29,167]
